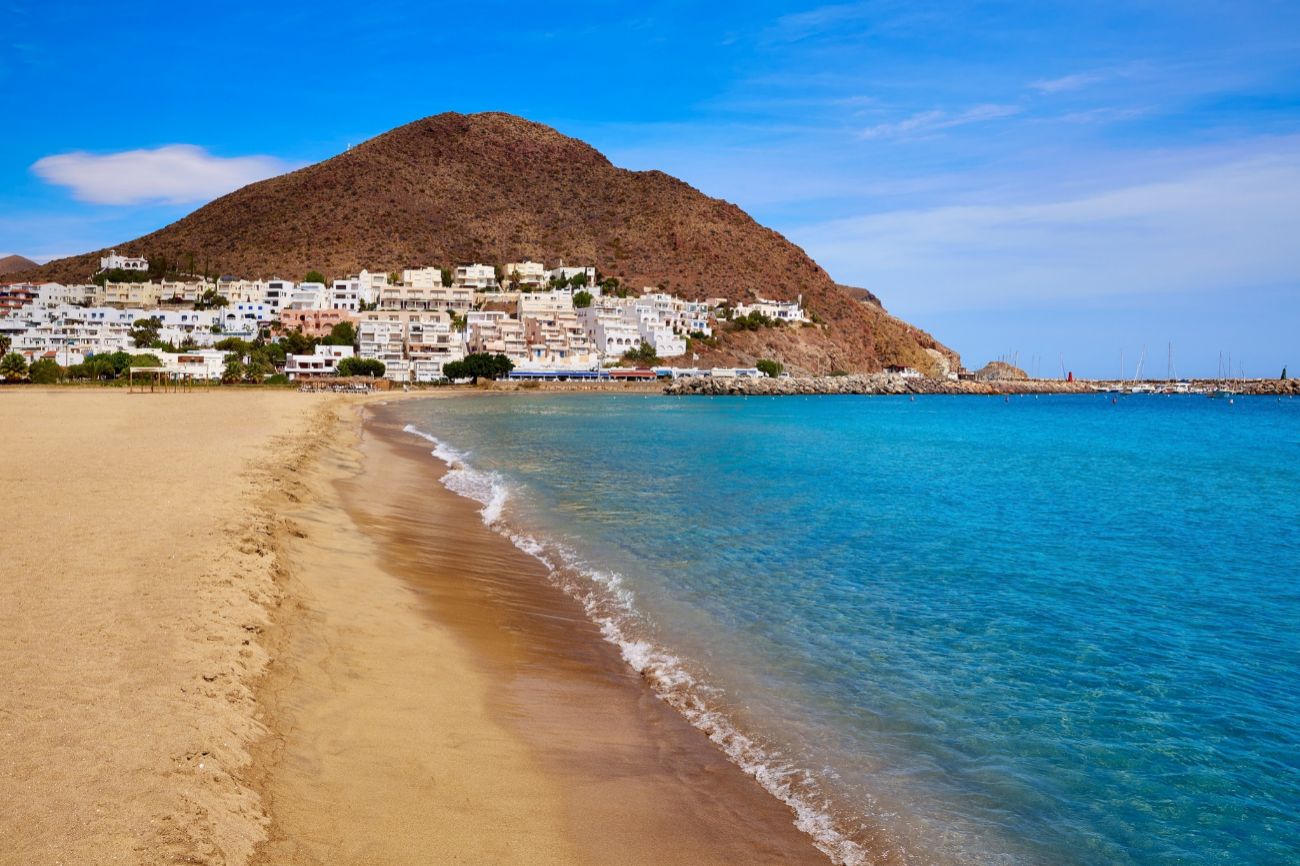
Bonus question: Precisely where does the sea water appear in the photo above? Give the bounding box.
[392,393,1300,866]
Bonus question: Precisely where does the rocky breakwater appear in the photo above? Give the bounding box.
[663,375,1094,396]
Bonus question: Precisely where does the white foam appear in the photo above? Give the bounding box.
[401,422,870,866]
[404,423,509,525]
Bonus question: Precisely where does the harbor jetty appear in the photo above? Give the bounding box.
[664,373,1093,396]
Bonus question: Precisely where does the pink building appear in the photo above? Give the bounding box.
[279,308,358,338]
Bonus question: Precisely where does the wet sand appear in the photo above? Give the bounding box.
[252,398,827,865]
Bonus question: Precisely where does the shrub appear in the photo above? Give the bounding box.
[732,311,773,331]
[573,290,593,309]
[756,359,784,378]
[28,358,64,384]
[1,352,29,381]
[622,341,659,366]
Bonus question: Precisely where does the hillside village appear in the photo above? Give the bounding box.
[0,252,824,384]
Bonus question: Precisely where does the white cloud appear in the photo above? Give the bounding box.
[859,104,1020,140]
[1030,72,1105,94]
[791,148,1300,314]
[31,144,294,205]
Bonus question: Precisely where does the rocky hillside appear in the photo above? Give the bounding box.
[0,254,38,275]
[12,112,955,374]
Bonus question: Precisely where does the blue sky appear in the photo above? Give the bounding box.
[2,0,1298,377]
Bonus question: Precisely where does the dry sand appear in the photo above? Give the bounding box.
[0,388,336,865]
[2,388,827,866]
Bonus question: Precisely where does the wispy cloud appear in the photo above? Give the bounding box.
[1030,72,1106,94]
[859,104,1020,140]
[767,3,869,43]
[31,144,295,205]
[792,147,1300,314]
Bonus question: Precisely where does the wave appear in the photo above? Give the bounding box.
[402,422,871,866]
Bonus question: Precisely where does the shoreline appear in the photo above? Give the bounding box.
[248,395,828,864]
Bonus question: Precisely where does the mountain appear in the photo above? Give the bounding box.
[0,254,39,276]
[14,112,955,374]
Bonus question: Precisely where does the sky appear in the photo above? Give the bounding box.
[2,0,1298,377]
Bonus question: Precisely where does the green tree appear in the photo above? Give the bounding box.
[214,337,251,354]
[221,357,247,384]
[0,352,29,381]
[304,270,326,285]
[244,357,274,382]
[336,356,386,378]
[321,321,357,347]
[129,353,163,368]
[280,329,315,356]
[442,353,513,382]
[600,276,621,294]
[129,316,163,348]
[572,290,593,309]
[756,359,784,378]
[28,358,64,384]
[622,341,659,366]
[196,289,228,309]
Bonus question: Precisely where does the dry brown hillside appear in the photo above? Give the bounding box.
[13,112,955,374]
[0,254,39,275]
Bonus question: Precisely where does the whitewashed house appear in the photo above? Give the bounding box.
[285,344,356,380]
[99,250,148,272]
[734,295,809,324]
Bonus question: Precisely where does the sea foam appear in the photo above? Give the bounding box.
[402,423,869,866]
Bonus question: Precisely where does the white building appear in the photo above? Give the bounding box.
[454,263,497,290]
[223,302,276,333]
[287,282,328,311]
[263,279,295,313]
[545,265,596,288]
[518,290,575,318]
[99,250,148,272]
[502,261,546,289]
[734,295,809,324]
[578,295,687,358]
[466,311,528,364]
[577,305,643,358]
[146,349,228,381]
[285,344,356,380]
[358,315,410,382]
[401,267,444,289]
[640,291,712,336]
[407,311,466,382]
[379,283,473,312]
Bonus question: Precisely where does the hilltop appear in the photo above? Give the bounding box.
[10,112,954,374]
[0,254,39,276]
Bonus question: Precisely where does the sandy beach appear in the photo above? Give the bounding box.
[1,388,825,865]
[0,388,336,865]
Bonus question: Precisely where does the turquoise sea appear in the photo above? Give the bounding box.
[393,393,1300,866]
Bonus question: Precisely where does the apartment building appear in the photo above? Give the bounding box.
[454,263,497,290]
[501,261,546,289]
